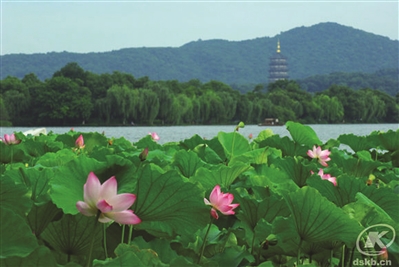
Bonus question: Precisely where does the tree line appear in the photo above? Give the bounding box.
[1,62,398,127]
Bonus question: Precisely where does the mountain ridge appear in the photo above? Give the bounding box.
[1,22,398,84]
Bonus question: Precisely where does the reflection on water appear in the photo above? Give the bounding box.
[1,124,398,144]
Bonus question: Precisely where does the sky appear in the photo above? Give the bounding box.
[1,1,398,55]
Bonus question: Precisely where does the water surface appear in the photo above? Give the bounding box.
[2,124,397,144]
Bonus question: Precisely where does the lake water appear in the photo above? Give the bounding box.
[1,124,397,144]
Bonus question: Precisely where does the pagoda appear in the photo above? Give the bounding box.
[268,40,289,83]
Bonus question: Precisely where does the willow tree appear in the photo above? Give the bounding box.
[358,89,386,123]
[149,83,173,125]
[106,85,139,125]
[0,76,30,121]
[138,89,159,125]
[313,94,344,123]
[0,96,10,122]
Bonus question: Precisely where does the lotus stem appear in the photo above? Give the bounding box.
[330,249,334,267]
[341,244,345,267]
[104,224,108,259]
[121,224,125,243]
[10,145,14,170]
[128,225,134,244]
[297,238,303,265]
[348,246,355,267]
[250,232,256,254]
[86,212,100,267]
[198,217,214,264]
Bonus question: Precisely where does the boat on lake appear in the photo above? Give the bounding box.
[258,118,281,126]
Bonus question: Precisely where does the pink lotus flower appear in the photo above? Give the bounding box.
[307,145,331,167]
[248,133,253,140]
[76,172,141,225]
[311,169,337,186]
[75,134,85,149]
[149,132,160,141]
[204,185,239,219]
[0,133,21,145]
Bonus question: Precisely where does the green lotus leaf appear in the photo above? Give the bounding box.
[258,261,286,267]
[110,136,135,151]
[285,186,363,245]
[253,129,274,143]
[307,173,354,207]
[0,173,32,217]
[234,187,290,231]
[330,149,384,177]
[309,174,399,221]
[43,139,65,152]
[271,216,300,257]
[93,244,167,267]
[271,156,314,187]
[27,201,61,238]
[190,162,251,189]
[173,149,206,178]
[145,148,176,169]
[206,136,228,162]
[180,134,206,150]
[169,256,199,267]
[0,206,38,259]
[257,135,308,157]
[217,132,251,161]
[253,218,273,251]
[343,193,397,228]
[82,132,111,152]
[378,169,399,184]
[134,135,163,151]
[170,232,201,260]
[229,147,280,166]
[361,185,399,222]
[196,223,222,255]
[244,165,298,194]
[35,149,76,168]
[49,156,107,214]
[338,133,378,152]
[376,129,399,152]
[130,236,179,264]
[0,245,58,267]
[101,154,134,179]
[11,167,54,205]
[209,245,252,267]
[41,213,103,265]
[0,142,29,164]
[132,164,209,237]
[192,143,223,165]
[53,132,101,153]
[172,226,234,263]
[286,121,322,147]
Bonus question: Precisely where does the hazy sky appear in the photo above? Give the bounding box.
[1,1,398,55]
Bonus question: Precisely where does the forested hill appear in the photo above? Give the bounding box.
[1,22,398,84]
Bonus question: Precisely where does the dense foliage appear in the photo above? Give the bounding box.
[0,122,398,266]
[1,63,398,126]
[296,69,399,97]
[1,23,398,85]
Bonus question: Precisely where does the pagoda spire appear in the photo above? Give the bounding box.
[277,39,281,53]
[268,38,289,83]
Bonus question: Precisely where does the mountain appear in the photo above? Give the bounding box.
[1,22,398,85]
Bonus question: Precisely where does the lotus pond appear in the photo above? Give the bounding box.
[0,121,398,267]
